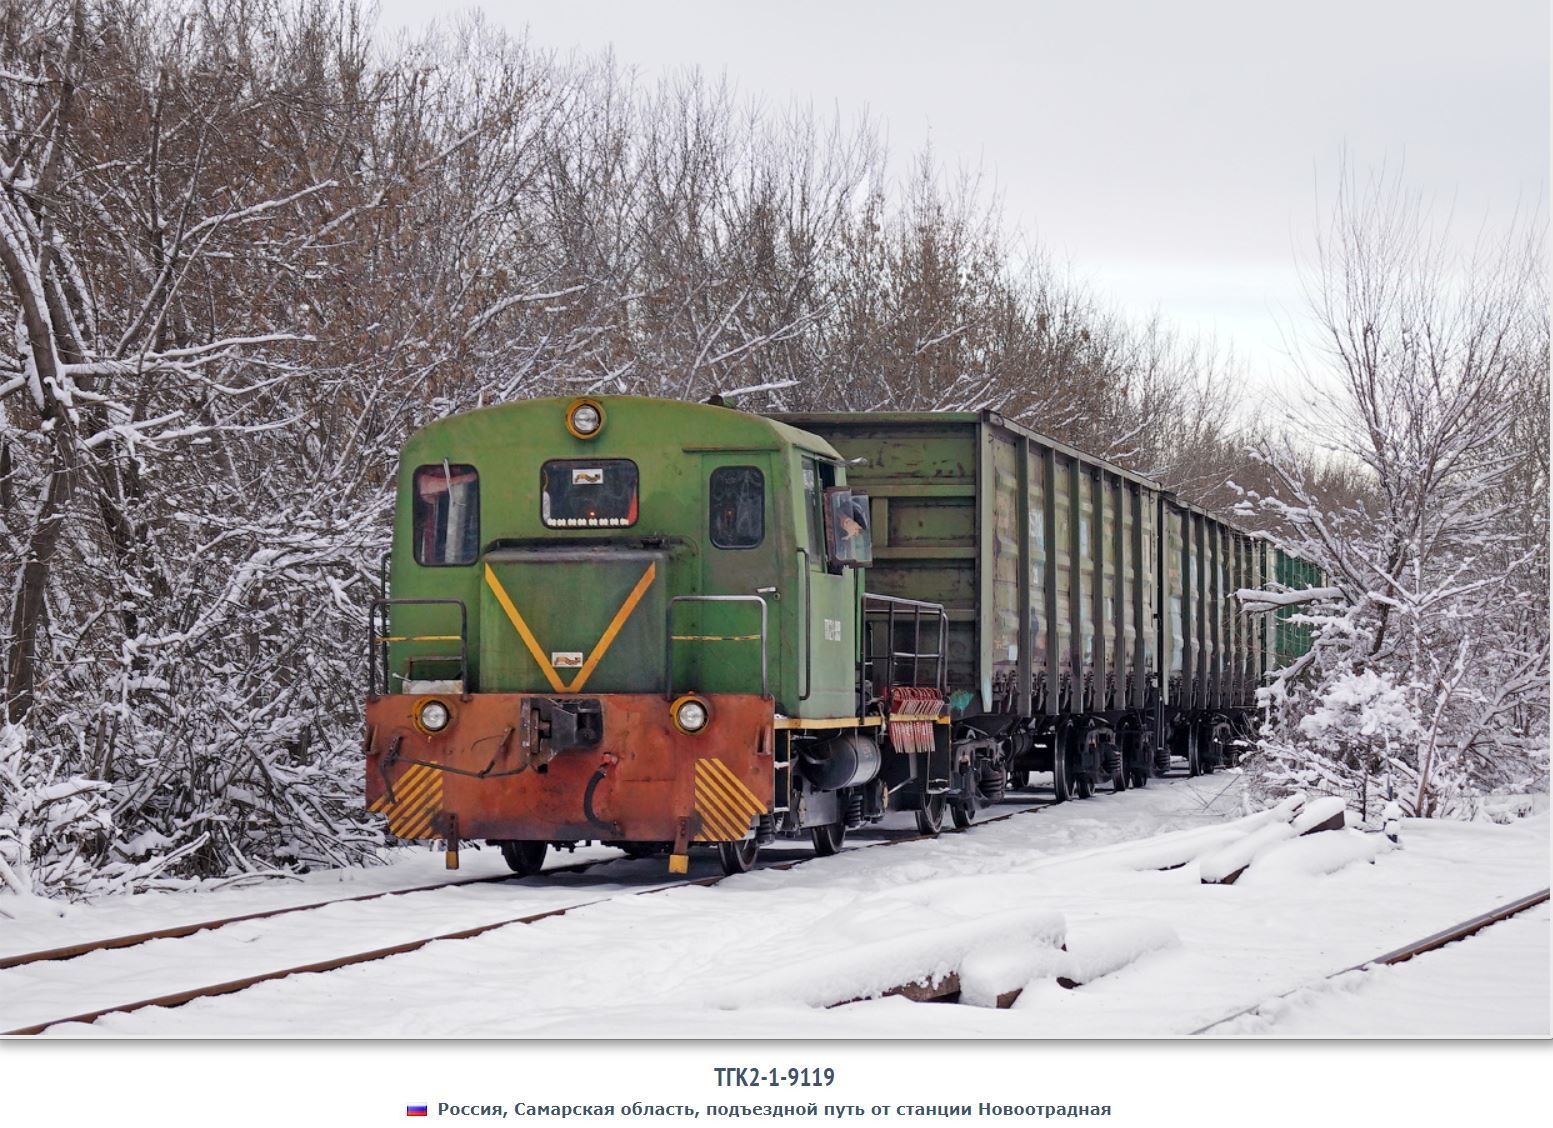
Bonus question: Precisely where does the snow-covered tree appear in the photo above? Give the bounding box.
[1243,164,1548,818]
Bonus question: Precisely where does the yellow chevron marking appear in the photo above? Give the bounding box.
[692,758,766,843]
[396,807,438,840]
[485,562,657,693]
[391,795,440,839]
[702,756,763,807]
[698,775,754,830]
[373,764,444,840]
[391,767,440,811]
[370,764,429,814]
[485,565,568,693]
[695,789,746,840]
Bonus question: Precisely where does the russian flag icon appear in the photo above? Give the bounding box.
[407,1106,428,1117]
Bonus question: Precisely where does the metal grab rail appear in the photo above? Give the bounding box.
[665,594,770,698]
[862,592,949,701]
[369,598,469,696]
[795,547,812,701]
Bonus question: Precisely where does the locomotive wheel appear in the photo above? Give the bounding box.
[1007,769,1030,791]
[949,797,974,829]
[499,840,548,877]
[915,794,946,834]
[718,836,761,874]
[810,821,846,856]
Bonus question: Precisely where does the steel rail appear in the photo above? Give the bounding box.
[0,856,620,973]
[1188,887,1551,1035]
[4,791,1069,1037]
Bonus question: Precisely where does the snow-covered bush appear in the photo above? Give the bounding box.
[0,722,116,899]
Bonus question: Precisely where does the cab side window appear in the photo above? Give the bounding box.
[804,458,849,572]
[801,457,827,564]
[413,463,480,566]
[709,466,764,549]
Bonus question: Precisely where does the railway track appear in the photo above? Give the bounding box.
[0,856,622,973]
[1187,887,1552,1035]
[3,785,1082,1037]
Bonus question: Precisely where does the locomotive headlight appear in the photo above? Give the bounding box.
[567,400,604,438]
[672,695,710,734]
[417,699,451,733]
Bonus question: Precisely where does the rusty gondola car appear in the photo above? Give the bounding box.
[365,398,1318,876]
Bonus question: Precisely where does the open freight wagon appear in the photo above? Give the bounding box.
[773,409,1310,793]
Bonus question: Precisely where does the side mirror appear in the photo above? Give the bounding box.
[824,488,873,567]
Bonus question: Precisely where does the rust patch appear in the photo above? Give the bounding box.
[366,693,774,843]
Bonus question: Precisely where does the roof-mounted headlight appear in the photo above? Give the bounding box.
[567,400,604,439]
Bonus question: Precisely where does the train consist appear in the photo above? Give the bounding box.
[364,397,1318,876]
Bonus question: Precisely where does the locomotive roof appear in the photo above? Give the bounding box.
[405,394,846,461]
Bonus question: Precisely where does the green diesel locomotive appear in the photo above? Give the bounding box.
[364,396,1316,876]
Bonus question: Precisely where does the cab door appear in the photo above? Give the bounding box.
[795,455,861,719]
[681,454,778,699]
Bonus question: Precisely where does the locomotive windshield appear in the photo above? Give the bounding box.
[541,459,639,528]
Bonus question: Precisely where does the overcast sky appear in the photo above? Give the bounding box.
[378,0,1547,387]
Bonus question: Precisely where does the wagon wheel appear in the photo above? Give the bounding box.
[1153,734,1173,777]
[810,822,846,857]
[915,793,946,834]
[945,767,975,828]
[1128,734,1153,789]
[1051,739,1078,803]
[1190,724,1218,775]
[1077,730,1104,799]
[1106,739,1128,794]
[499,840,548,877]
[719,836,761,874]
[1215,722,1238,768]
[1007,769,1030,791]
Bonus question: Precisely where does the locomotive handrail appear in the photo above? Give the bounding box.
[862,592,949,699]
[795,547,812,701]
[665,594,769,698]
[369,598,469,697]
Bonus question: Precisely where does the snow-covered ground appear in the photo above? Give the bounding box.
[2,773,1546,1038]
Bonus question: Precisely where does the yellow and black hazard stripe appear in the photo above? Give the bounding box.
[691,758,766,843]
[368,764,443,840]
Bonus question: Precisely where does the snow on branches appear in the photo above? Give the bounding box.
[1240,162,1548,819]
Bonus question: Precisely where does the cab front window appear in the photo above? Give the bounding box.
[541,459,639,528]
